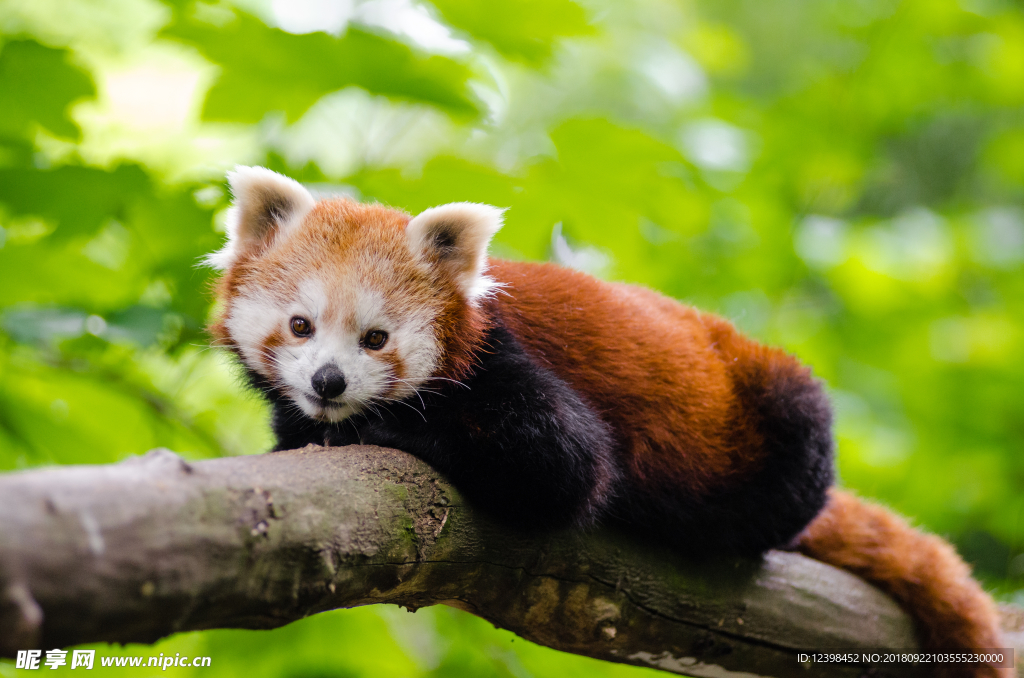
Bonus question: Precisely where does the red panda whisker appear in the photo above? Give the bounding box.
[389,376,443,395]
[420,376,469,390]
[208,174,1010,664]
[378,397,428,422]
[395,383,428,409]
[254,352,289,372]
[387,378,438,407]
[300,291,316,312]
[404,387,443,397]
[346,394,387,422]
[372,390,429,418]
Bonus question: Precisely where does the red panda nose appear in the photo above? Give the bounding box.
[312,364,347,400]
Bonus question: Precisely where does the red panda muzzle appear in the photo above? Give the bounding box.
[208,167,1010,671]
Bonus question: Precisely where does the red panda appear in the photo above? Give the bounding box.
[208,166,1010,677]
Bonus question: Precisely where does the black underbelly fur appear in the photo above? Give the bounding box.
[254,320,833,556]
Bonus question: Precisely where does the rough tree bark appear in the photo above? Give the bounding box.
[0,446,1019,678]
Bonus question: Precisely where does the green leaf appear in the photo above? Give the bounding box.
[0,39,94,142]
[161,11,480,123]
[0,237,145,311]
[0,163,217,330]
[428,0,593,64]
[0,346,226,468]
[0,164,151,242]
[351,119,708,288]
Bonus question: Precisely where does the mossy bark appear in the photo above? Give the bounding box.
[0,445,1011,677]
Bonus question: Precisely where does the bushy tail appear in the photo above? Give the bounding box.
[797,489,1012,678]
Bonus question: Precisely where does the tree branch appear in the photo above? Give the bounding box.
[0,446,1018,677]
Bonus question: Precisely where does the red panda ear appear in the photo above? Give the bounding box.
[205,166,315,270]
[406,202,505,300]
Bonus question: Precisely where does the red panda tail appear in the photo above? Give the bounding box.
[797,489,1012,678]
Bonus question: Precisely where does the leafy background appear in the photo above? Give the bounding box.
[0,0,1023,675]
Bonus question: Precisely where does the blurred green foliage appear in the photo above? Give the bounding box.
[0,0,1022,675]
[163,13,480,121]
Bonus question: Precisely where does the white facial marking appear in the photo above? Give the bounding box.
[230,274,444,423]
[227,288,282,376]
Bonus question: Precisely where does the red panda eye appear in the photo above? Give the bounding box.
[290,316,312,337]
[364,330,388,350]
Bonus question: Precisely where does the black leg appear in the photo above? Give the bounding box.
[355,325,620,530]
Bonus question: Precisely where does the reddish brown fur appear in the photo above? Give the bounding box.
[799,490,1011,677]
[487,259,1007,663]
[490,259,774,495]
[258,329,285,373]
[211,198,489,382]
[210,196,1008,664]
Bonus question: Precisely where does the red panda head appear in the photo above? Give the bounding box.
[208,166,502,423]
